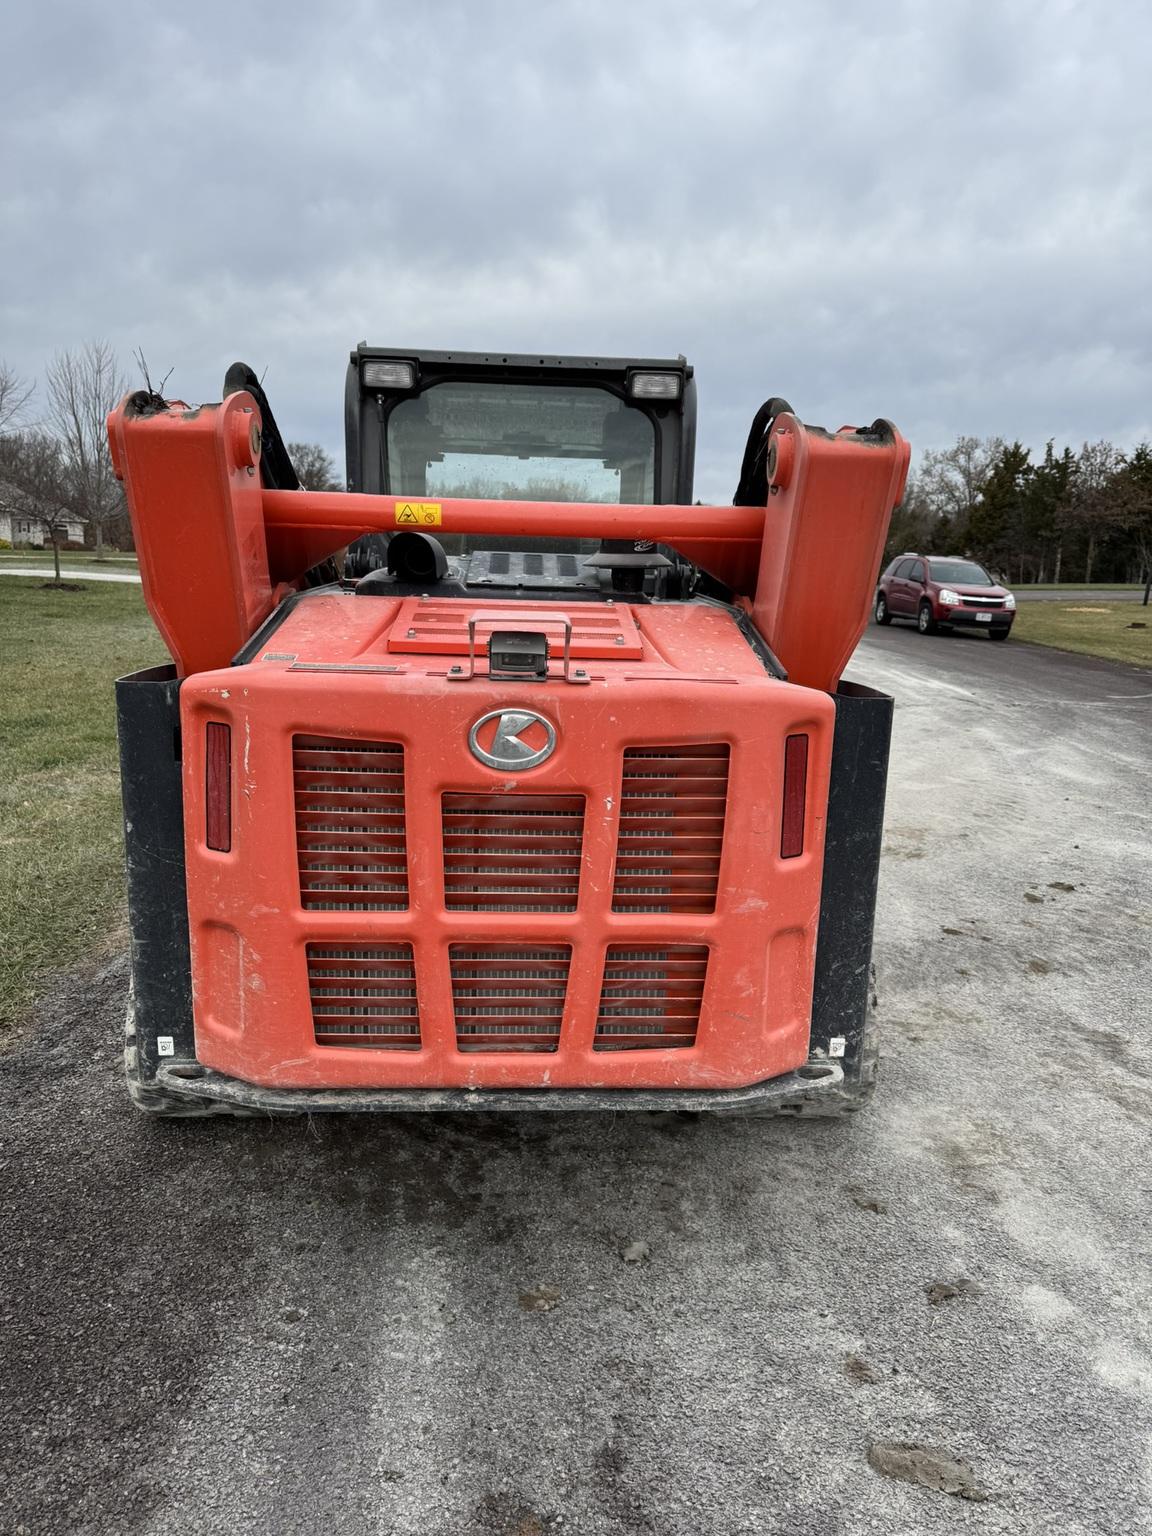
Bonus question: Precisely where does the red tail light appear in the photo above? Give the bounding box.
[781,733,808,858]
[205,722,232,852]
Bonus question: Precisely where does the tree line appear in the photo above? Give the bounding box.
[888,435,1152,590]
[0,346,338,583]
[5,348,1149,594]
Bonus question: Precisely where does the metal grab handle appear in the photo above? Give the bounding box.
[446,616,590,685]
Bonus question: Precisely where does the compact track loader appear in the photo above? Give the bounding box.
[109,348,908,1117]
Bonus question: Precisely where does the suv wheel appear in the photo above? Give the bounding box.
[874,593,891,625]
[917,600,938,635]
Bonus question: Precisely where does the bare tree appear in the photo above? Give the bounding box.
[0,431,81,585]
[0,360,35,435]
[1067,440,1126,583]
[883,472,938,563]
[916,436,1004,547]
[287,441,341,491]
[44,341,127,558]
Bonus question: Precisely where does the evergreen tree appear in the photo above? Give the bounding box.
[968,442,1031,574]
[1021,441,1076,581]
[1116,443,1152,601]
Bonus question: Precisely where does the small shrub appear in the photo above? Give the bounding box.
[0,538,11,550]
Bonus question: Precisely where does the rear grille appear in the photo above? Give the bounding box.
[465,550,599,591]
[450,944,571,1051]
[293,736,408,910]
[307,943,419,1048]
[442,794,585,912]
[612,745,730,913]
[595,946,709,1050]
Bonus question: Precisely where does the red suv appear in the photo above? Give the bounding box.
[875,554,1015,640]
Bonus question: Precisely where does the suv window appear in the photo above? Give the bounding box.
[891,558,914,578]
[908,560,925,582]
[926,559,995,586]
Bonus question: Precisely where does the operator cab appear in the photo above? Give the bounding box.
[343,345,697,597]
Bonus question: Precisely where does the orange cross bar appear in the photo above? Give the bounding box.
[261,489,765,543]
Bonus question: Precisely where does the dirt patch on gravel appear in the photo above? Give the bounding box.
[926,1277,984,1306]
[844,1353,880,1385]
[868,1442,990,1500]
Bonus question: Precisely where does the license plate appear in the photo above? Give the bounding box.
[975,612,992,623]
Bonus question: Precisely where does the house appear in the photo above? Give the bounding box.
[0,489,85,547]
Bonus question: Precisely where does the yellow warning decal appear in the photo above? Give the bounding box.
[394,502,442,527]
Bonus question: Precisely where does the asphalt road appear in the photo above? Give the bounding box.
[1013,587,1146,602]
[2,624,1150,1536]
[0,565,142,583]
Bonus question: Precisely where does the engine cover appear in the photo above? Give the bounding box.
[179,591,835,1091]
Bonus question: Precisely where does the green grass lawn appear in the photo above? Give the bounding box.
[0,578,164,1030]
[1013,600,1152,668]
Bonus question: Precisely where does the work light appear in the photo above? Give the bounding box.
[628,372,681,400]
[363,360,416,389]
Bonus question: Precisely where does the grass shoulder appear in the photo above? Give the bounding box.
[1012,601,1152,668]
[0,578,163,1032]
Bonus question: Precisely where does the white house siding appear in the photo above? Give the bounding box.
[0,508,86,545]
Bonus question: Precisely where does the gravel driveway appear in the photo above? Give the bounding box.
[2,626,1150,1535]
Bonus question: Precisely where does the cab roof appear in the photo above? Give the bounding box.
[352,343,692,377]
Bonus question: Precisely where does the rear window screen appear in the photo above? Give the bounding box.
[386,382,656,503]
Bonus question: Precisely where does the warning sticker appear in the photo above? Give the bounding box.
[394,502,442,527]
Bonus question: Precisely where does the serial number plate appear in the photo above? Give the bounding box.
[976,612,992,622]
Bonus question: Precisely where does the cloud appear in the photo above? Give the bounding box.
[2,0,1150,500]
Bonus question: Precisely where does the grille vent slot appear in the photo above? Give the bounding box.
[595,946,709,1050]
[449,944,571,1052]
[307,943,419,1048]
[443,794,585,912]
[294,735,408,910]
[388,598,642,658]
[612,745,729,913]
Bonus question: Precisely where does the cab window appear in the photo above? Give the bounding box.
[386,382,657,503]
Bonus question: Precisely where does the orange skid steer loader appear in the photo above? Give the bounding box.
[108,349,908,1117]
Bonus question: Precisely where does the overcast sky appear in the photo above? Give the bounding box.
[3,0,1150,502]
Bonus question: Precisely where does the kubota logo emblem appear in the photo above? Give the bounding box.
[468,709,557,771]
